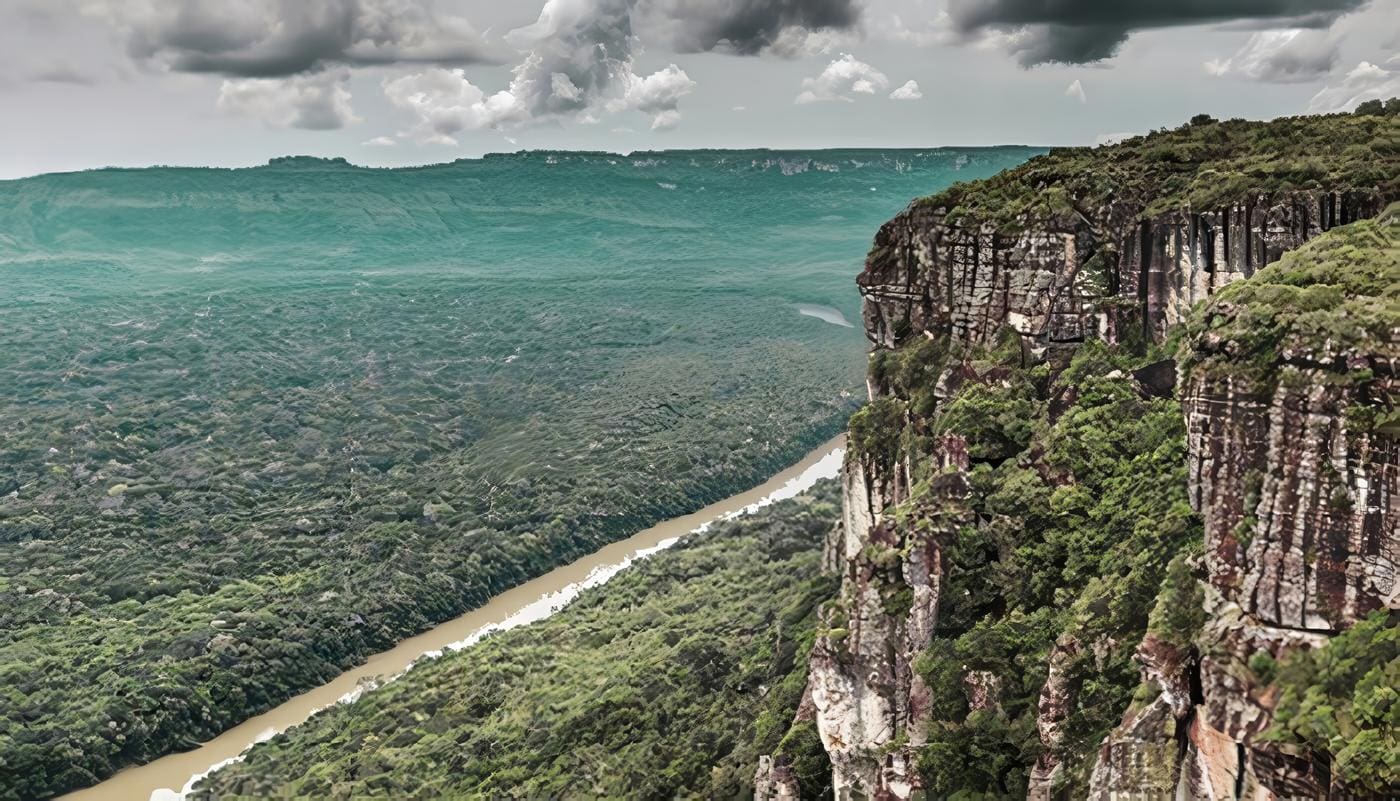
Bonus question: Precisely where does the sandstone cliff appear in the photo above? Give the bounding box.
[758,111,1398,799]
[1092,205,1398,798]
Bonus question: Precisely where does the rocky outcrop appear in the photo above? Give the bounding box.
[1185,367,1397,632]
[1088,207,1399,798]
[805,433,967,798]
[754,755,802,801]
[802,179,1395,797]
[858,191,1386,354]
[1027,635,1084,799]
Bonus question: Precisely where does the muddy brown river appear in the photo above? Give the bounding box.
[60,437,846,801]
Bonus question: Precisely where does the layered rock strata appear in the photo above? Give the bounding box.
[787,189,1395,799]
[1091,208,1399,798]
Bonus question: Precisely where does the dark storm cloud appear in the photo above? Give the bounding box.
[946,0,1370,65]
[641,0,863,55]
[104,0,506,78]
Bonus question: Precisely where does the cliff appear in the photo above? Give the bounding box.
[1095,205,1398,798]
[761,109,1399,799]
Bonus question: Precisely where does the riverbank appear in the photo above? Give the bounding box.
[61,436,845,801]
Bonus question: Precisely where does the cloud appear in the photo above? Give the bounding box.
[385,2,696,141]
[1205,28,1338,82]
[649,109,683,130]
[500,0,635,120]
[92,0,505,78]
[1307,59,1400,112]
[889,79,923,100]
[944,0,1368,66]
[796,54,890,103]
[885,12,957,47]
[383,68,525,144]
[217,69,360,129]
[638,0,862,56]
[28,63,97,85]
[362,135,397,146]
[1065,78,1086,102]
[609,63,697,129]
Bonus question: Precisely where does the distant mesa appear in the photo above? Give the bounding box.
[264,155,356,168]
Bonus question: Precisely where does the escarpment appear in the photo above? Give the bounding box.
[860,190,1384,354]
[759,110,1399,799]
[1096,206,1398,798]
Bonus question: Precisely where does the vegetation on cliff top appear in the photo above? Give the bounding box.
[918,104,1399,228]
[1179,202,1399,394]
[190,485,838,800]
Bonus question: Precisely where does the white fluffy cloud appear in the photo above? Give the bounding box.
[796,54,890,103]
[1205,29,1339,83]
[217,69,359,129]
[383,68,525,144]
[889,79,922,100]
[649,109,683,130]
[384,0,698,141]
[1065,79,1086,103]
[609,64,697,129]
[1307,59,1400,113]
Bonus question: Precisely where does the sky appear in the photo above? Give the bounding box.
[1,0,1397,179]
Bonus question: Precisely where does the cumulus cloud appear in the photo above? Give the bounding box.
[796,54,890,103]
[217,68,360,129]
[649,109,683,130]
[1205,28,1339,82]
[638,0,862,56]
[1307,59,1400,112]
[499,0,635,120]
[92,0,505,77]
[60,0,876,137]
[1065,78,1086,102]
[385,1,697,141]
[944,0,1368,66]
[383,68,525,144]
[889,79,923,100]
[609,63,697,129]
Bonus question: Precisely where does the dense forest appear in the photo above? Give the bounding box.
[922,101,1399,229]
[191,484,839,799]
[8,147,1029,798]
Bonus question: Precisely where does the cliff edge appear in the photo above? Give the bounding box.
[760,108,1399,799]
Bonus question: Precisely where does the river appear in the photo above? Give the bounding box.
[60,436,846,801]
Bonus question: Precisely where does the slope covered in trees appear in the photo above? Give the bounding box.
[191,485,839,799]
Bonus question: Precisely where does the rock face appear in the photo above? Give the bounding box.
[1185,366,1397,632]
[1093,207,1399,798]
[755,755,802,801]
[807,440,964,798]
[799,188,1396,799]
[859,191,1385,353]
